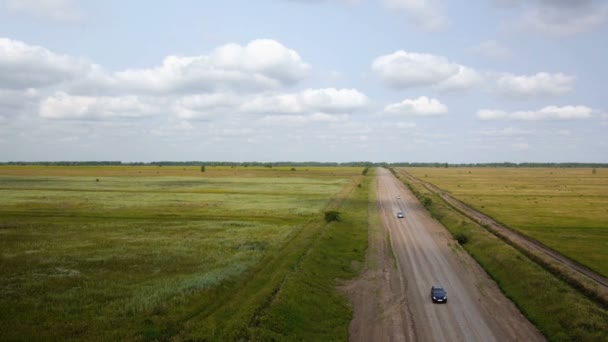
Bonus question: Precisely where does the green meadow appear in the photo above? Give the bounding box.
[0,165,369,340]
[403,167,608,277]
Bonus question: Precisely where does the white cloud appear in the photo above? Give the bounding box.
[172,88,368,121]
[6,0,84,22]
[384,0,448,31]
[0,37,92,89]
[372,50,480,90]
[383,96,448,116]
[40,92,160,120]
[471,40,512,59]
[115,39,311,94]
[298,88,368,112]
[436,66,482,91]
[240,88,368,115]
[477,105,594,121]
[495,72,574,97]
[0,37,311,96]
[172,93,239,120]
[477,109,507,120]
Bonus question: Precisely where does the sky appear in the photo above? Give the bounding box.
[0,0,607,163]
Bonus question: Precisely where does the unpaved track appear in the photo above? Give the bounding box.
[365,168,544,341]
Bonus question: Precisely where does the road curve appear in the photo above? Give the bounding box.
[377,168,543,342]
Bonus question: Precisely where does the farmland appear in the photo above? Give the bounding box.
[402,167,608,277]
[0,165,369,340]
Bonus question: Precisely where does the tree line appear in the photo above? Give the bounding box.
[1,161,606,168]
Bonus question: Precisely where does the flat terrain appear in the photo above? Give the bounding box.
[403,167,608,277]
[356,168,543,341]
[0,165,364,340]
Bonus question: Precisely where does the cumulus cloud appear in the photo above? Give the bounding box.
[240,88,368,115]
[115,39,311,94]
[0,37,92,89]
[172,94,240,120]
[6,0,84,22]
[40,92,161,120]
[372,50,481,90]
[477,109,507,120]
[384,0,448,31]
[383,96,448,116]
[172,88,368,121]
[495,72,574,97]
[477,105,594,121]
[0,37,310,96]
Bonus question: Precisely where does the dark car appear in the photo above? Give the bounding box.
[397,211,404,218]
[431,286,447,303]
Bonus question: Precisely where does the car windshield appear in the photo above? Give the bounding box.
[433,288,446,295]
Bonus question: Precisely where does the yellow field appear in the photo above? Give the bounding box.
[403,167,608,277]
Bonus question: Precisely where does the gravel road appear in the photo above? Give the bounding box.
[353,168,544,341]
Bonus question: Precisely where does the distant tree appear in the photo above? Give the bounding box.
[444,163,449,168]
[201,165,206,173]
[290,167,296,171]
[592,168,597,174]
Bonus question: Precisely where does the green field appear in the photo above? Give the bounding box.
[403,167,608,277]
[0,165,369,340]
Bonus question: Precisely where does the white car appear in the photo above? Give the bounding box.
[397,211,404,218]
[397,195,401,199]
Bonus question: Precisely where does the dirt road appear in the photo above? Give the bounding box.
[397,168,608,303]
[347,169,544,341]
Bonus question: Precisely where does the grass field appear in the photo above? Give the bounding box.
[398,171,608,341]
[402,167,608,277]
[0,165,368,340]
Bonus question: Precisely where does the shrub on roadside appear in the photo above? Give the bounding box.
[454,232,469,245]
[324,210,341,222]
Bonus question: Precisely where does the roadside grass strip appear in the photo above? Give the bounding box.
[247,172,371,340]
